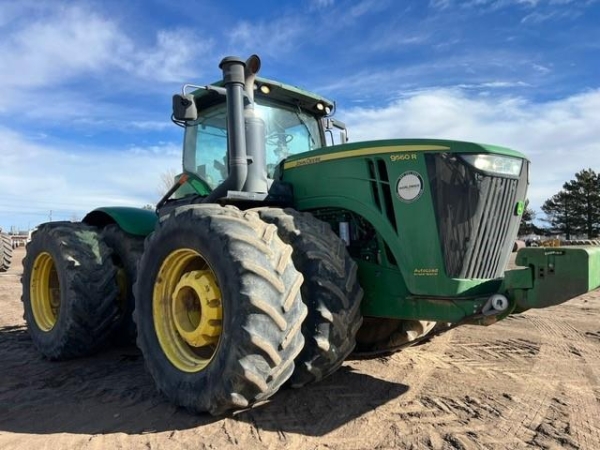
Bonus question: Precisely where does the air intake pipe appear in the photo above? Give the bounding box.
[243,55,268,193]
[203,56,249,202]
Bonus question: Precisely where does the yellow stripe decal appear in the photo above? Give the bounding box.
[283,145,450,169]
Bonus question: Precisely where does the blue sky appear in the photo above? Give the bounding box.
[0,0,599,231]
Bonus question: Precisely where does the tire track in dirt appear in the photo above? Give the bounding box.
[392,332,455,449]
[246,330,459,450]
[342,322,557,449]
[468,313,600,450]
[495,317,565,448]
[369,314,586,449]
[394,331,455,403]
[399,324,547,449]
[357,331,460,449]
[417,313,599,449]
[527,315,600,450]
[432,336,541,380]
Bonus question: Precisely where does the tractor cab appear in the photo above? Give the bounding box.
[170,56,344,205]
[182,80,329,188]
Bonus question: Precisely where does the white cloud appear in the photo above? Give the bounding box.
[347,0,390,19]
[0,4,211,104]
[429,0,452,9]
[458,81,530,88]
[0,6,120,89]
[309,0,335,10]
[339,88,600,214]
[436,0,594,11]
[229,16,306,57]
[316,52,541,103]
[0,127,180,230]
[118,29,212,83]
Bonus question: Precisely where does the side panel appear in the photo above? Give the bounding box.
[83,207,157,237]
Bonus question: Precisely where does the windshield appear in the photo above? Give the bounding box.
[183,100,323,189]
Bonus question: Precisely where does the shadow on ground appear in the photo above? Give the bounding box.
[0,326,409,436]
[235,366,409,436]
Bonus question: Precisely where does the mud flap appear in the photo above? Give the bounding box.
[503,246,600,313]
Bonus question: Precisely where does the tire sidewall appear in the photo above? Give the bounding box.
[22,229,75,355]
[135,217,247,406]
[101,225,144,343]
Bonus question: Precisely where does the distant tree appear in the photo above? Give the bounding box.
[541,191,575,239]
[562,169,600,238]
[518,199,536,235]
[541,169,600,239]
[158,168,179,196]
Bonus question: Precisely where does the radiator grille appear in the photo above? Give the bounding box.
[426,153,528,279]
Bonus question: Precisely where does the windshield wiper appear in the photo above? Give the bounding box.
[294,108,317,149]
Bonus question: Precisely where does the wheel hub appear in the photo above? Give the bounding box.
[171,270,222,347]
[153,248,224,372]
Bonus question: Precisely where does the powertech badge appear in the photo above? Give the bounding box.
[396,171,424,202]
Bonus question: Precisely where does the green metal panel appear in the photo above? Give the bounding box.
[356,259,502,321]
[283,139,522,295]
[284,138,526,168]
[504,246,600,312]
[282,138,529,321]
[83,207,157,236]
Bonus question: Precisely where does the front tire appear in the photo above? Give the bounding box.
[134,205,307,415]
[255,208,363,387]
[21,222,120,359]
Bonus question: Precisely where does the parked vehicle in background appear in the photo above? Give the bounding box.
[0,228,13,272]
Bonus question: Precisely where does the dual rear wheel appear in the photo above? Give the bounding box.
[22,223,120,359]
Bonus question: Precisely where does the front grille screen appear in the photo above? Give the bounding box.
[425,153,528,279]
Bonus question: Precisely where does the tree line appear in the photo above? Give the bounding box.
[520,169,600,239]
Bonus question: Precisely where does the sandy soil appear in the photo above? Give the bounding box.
[1,247,599,450]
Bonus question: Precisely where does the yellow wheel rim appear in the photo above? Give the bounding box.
[153,248,223,372]
[30,252,60,331]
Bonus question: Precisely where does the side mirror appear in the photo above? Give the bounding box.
[172,94,198,121]
[325,118,349,145]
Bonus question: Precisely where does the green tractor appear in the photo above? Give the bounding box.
[21,55,600,415]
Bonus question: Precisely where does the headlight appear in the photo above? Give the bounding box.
[460,153,523,177]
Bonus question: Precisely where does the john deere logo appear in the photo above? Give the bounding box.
[396,171,423,202]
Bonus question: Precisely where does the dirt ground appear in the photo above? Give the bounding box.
[1,247,599,450]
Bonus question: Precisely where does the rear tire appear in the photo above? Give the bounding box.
[0,233,12,272]
[21,222,120,359]
[134,205,307,415]
[255,208,363,387]
[101,225,145,344]
[355,318,437,355]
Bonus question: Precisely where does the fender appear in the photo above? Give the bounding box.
[83,206,157,237]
